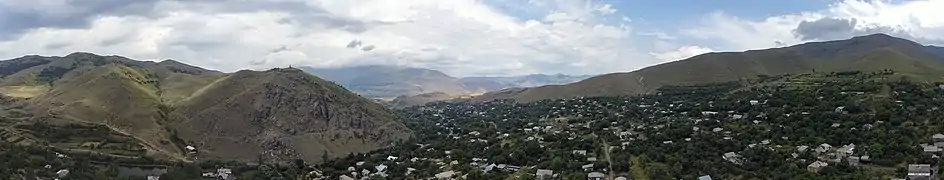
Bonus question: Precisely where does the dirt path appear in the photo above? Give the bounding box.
[602,140,615,180]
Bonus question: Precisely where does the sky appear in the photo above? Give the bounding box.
[1,0,944,77]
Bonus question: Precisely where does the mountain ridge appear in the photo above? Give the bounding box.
[474,33,944,102]
[0,53,410,163]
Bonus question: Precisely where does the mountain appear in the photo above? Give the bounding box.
[302,65,470,99]
[302,65,591,103]
[475,33,944,102]
[460,74,592,92]
[0,53,410,163]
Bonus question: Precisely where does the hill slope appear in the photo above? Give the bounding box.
[0,53,409,163]
[476,34,944,102]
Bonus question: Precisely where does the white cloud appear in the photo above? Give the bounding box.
[650,45,714,62]
[0,0,659,77]
[682,0,944,51]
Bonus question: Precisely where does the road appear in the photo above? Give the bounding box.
[602,140,615,180]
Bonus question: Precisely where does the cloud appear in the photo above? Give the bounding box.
[0,0,658,77]
[682,0,944,51]
[650,45,714,62]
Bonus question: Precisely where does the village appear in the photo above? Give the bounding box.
[314,73,944,179]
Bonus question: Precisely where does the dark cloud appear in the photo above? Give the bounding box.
[793,17,944,45]
[0,0,161,40]
[793,18,859,41]
[346,40,363,48]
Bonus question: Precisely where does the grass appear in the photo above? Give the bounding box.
[0,85,49,98]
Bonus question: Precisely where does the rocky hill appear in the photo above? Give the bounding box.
[0,53,410,163]
[475,34,944,102]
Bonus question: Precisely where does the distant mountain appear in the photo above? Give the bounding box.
[460,74,593,92]
[475,33,944,102]
[302,65,591,101]
[302,65,469,99]
[0,53,409,163]
[926,46,944,61]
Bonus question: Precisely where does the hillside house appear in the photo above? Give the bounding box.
[587,172,605,180]
[907,164,937,180]
[807,161,828,173]
[536,169,553,180]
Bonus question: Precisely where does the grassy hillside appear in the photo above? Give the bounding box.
[475,34,944,102]
[0,53,410,163]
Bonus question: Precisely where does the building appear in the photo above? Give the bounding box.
[216,168,234,180]
[536,169,553,180]
[699,175,713,180]
[435,171,456,180]
[339,175,355,180]
[587,172,605,180]
[907,164,937,180]
[807,161,828,173]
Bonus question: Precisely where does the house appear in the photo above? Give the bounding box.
[217,168,233,180]
[573,150,588,156]
[587,157,598,162]
[907,164,937,180]
[723,152,742,165]
[536,169,553,180]
[922,144,942,154]
[815,143,832,153]
[56,169,69,178]
[587,172,605,180]
[387,156,399,161]
[749,100,759,105]
[435,171,456,180]
[484,164,497,172]
[375,164,388,172]
[837,144,855,157]
[807,161,828,173]
[797,145,810,153]
[582,164,594,170]
[698,175,712,180]
[934,134,944,142]
[847,156,860,166]
[615,177,628,180]
[147,176,160,180]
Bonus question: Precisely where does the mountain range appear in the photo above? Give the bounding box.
[301,65,591,106]
[474,33,944,102]
[0,53,410,163]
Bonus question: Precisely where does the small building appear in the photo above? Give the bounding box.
[723,152,742,165]
[698,175,713,180]
[56,169,69,178]
[615,177,628,180]
[582,164,594,170]
[815,143,832,153]
[435,171,456,180]
[847,156,860,166]
[147,176,160,180]
[573,150,588,156]
[536,169,553,180]
[907,164,936,180]
[339,175,355,180]
[807,161,828,173]
[587,172,605,180]
[217,168,233,180]
[934,134,944,142]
